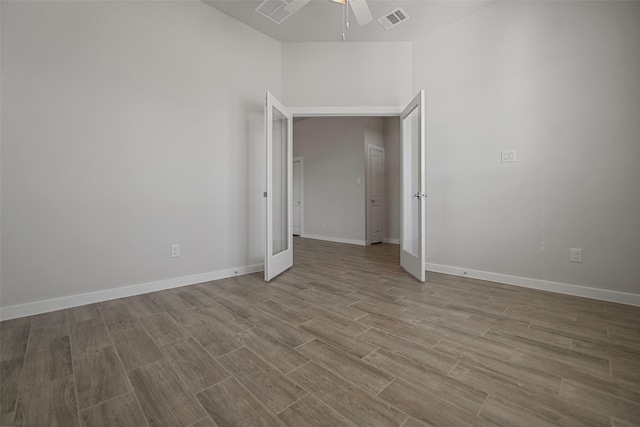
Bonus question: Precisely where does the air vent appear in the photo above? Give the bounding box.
[255,0,293,24]
[377,7,409,30]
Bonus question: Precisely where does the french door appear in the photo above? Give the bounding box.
[264,92,293,281]
[400,90,426,281]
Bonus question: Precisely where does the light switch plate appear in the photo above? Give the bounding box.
[570,248,582,263]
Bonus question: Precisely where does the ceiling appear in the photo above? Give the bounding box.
[204,0,496,43]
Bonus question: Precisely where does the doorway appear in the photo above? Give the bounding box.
[292,117,398,246]
[265,98,426,282]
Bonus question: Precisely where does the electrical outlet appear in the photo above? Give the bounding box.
[171,244,180,258]
[570,248,582,263]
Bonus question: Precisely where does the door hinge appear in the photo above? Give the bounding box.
[263,192,267,198]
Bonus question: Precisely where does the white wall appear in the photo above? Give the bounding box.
[413,1,640,295]
[364,117,384,148]
[1,1,281,313]
[282,42,412,107]
[293,117,364,244]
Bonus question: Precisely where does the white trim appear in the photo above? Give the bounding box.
[301,234,366,246]
[5,258,637,320]
[384,238,400,244]
[290,106,403,117]
[0,264,264,321]
[425,262,640,307]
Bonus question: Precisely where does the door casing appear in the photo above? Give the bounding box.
[266,101,425,281]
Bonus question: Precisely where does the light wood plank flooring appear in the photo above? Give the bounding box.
[1,238,640,426]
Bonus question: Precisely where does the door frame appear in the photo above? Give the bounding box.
[290,106,403,117]
[365,144,385,245]
[290,106,403,247]
[292,156,304,237]
[286,103,424,277]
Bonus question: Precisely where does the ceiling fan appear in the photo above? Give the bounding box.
[330,0,373,27]
[255,0,373,29]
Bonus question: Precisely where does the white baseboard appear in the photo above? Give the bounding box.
[5,258,637,320]
[301,234,366,246]
[425,262,640,307]
[384,238,400,244]
[0,263,264,321]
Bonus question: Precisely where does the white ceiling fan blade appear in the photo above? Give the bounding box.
[284,0,311,15]
[349,0,373,26]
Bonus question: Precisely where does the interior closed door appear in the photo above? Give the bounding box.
[400,90,426,281]
[367,145,384,244]
[265,91,293,281]
[292,159,302,236]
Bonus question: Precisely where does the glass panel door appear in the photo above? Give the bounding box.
[265,92,293,281]
[400,90,426,281]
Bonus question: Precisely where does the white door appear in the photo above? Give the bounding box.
[265,91,293,281]
[400,90,426,281]
[367,145,384,244]
[292,159,302,236]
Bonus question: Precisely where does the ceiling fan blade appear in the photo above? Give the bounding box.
[284,0,311,15]
[349,0,373,26]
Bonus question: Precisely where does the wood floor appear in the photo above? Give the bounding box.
[1,237,640,426]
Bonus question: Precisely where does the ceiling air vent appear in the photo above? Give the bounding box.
[255,0,294,24]
[377,8,409,30]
